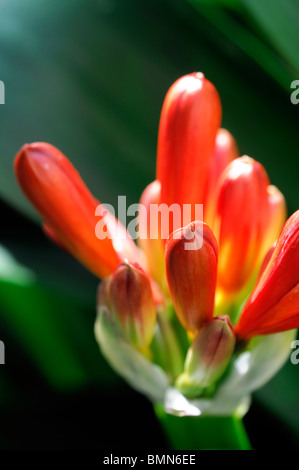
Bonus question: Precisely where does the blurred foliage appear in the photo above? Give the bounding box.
[0,0,298,448]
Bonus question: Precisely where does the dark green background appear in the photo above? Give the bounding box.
[0,0,298,449]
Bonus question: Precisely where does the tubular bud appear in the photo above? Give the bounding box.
[165,221,218,334]
[137,180,167,292]
[14,142,139,279]
[235,211,299,339]
[204,128,239,228]
[215,156,270,293]
[176,316,236,396]
[156,72,222,234]
[107,262,157,348]
[260,185,287,259]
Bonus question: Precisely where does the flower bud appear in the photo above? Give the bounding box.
[215,156,270,293]
[137,180,167,292]
[176,316,236,396]
[107,262,156,348]
[156,72,222,234]
[204,128,239,228]
[165,221,218,333]
[235,210,299,339]
[260,185,287,259]
[14,142,140,279]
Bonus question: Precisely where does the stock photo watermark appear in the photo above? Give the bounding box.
[0,80,5,104]
[290,80,299,105]
[0,341,5,364]
[290,340,299,364]
[95,197,204,250]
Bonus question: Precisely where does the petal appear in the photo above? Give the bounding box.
[215,156,270,293]
[165,221,218,333]
[246,285,299,336]
[235,210,299,339]
[156,73,222,233]
[256,243,276,283]
[14,142,138,278]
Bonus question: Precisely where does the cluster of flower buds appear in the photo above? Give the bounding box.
[14,73,299,416]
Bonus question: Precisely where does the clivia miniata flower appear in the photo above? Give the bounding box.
[14,73,299,417]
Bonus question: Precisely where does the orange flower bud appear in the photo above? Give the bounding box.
[177,316,235,395]
[215,156,270,293]
[235,211,299,339]
[156,73,222,234]
[137,180,166,291]
[260,185,287,258]
[107,262,156,348]
[204,128,239,228]
[14,142,139,279]
[165,221,218,333]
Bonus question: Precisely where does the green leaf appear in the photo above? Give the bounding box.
[188,0,295,89]
[0,244,119,390]
[242,0,299,74]
[189,0,240,8]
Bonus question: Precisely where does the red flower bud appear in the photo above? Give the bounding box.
[14,142,139,279]
[215,156,270,293]
[165,221,218,333]
[177,316,235,394]
[107,262,156,348]
[260,185,287,259]
[137,180,166,291]
[156,73,222,234]
[204,128,239,228]
[235,210,299,339]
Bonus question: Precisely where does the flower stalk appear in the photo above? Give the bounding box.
[155,404,251,450]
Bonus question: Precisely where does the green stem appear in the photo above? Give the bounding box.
[154,403,251,450]
[152,312,185,380]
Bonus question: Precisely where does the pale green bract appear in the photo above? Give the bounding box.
[95,308,296,417]
[94,308,169,403]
